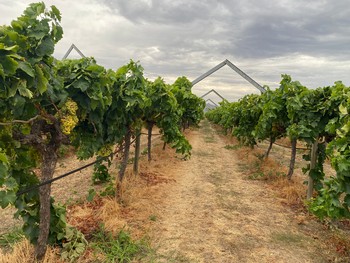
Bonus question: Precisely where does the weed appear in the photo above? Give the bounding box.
[254,152,265,160]
[100,182,115,197]
[141,148,148,156]
[149,215,157,221]
[194,150,214,157]
[204,136,215,143]
[90,225,152,262]
[248,171,265,180]
[272,231,304,245]
[93,160,111,184]
[65,197,75,206]
[224,144,240,150]
[61,227,88,262]
[87,188,97,202]
[248,171,286,181]
[0,227,25,250]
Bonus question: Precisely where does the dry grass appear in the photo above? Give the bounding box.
[98,198,127,234]
[0,142,179,263]
[65,141,180,242]
[67,195,127,238]
[270,177,306,207]
[231,144,307,209]
[0,240,61,263]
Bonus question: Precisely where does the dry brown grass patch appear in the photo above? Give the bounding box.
[0,240,61,263]
[235,146,253,162]
[260,158,288,179]
[68,194,128,238]
[270,177,306,207]
[234,145,306,209]
[119,170,150,205]
[67,197,104,238]
[97,197,127,234]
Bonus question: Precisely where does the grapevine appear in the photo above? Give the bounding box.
[206,76,350,220]
[0,2,204,260]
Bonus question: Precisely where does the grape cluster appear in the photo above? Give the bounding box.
[60,99,79,135]
[97,144,113,157]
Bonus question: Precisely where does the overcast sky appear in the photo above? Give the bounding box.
[1,0,350,103]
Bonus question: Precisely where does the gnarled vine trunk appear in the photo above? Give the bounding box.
[265,136,274,158]
[18,119,66,260]
[35,147,58,259]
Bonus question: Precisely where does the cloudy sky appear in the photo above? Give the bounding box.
[1,0,350,103]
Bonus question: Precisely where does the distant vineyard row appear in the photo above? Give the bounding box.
[206,74,350,221]
[0,2,205,260]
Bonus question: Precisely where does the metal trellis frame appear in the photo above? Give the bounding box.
[192,59,266,94]
[200,89,227,102]
[62,44,86,59]
[205,98,218,107]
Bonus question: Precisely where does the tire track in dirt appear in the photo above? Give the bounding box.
[153,120,328,263]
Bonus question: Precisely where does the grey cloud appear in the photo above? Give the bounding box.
[103,0,218,24]
[227,1,350,59]
[1,0,350,102]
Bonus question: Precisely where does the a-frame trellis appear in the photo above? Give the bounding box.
[205,98,218,107]
[62,44,86,59]
[192,59,266,96]
[200,89,227,101]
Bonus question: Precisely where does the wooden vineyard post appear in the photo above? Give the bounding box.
[287,139,297,180]
[133,129,141,175]
[307,141,318,200]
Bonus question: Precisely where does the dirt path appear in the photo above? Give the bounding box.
[153,120,328,263]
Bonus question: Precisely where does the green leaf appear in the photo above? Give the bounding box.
[86,188,96,202]
[4,177,18,189]
[86,63,104,73]
[0,165,8,184]
[28,30,47,40]
[11,21,23,31]
[18,61,35,77]
[339,104,348,115]
[57,232,65,241]
[52,24,63,42]
[0,152,9,164]
[344,194,350,207]
[0,64,4,79]
[59,212,67,224]
[0,44,19,52]
[35,64,48,94]
[0,190,16,208]
[0,54,18,75]
[35,37,54,57]
[24,2,45,18]
[74,79,90,92]
[51,5,62,21]
[17,79,33,98]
